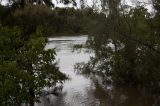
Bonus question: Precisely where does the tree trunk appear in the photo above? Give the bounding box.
[29,88,35,106]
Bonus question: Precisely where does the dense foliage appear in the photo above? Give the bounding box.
[1,0,160,105]
[1,0,77,8]
[82,0,160,92]
[0,4,106,36]
[0,25,67,106]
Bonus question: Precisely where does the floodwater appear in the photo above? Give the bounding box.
[36,35,156,106]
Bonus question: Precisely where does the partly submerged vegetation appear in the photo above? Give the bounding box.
[76,0,160,97]
[1,0,160,105]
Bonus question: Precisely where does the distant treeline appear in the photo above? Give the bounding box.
[0,4,106,36]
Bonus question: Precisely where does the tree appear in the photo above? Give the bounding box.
[2,0,77,8]
[82,0,160,89]
[0,25,67,106]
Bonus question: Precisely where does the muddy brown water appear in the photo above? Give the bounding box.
[36,35,156,106]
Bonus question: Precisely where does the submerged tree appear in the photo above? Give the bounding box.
[80,0,160,91]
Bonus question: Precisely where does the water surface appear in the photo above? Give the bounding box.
[37,35,155,106]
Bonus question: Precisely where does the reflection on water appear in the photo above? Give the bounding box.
[36,35,155,106]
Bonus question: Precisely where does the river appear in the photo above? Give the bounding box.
[36,35,155,106]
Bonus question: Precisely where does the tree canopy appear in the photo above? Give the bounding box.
[77,0,160,94]
[0,25,68,106]
[2,0,77,8]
